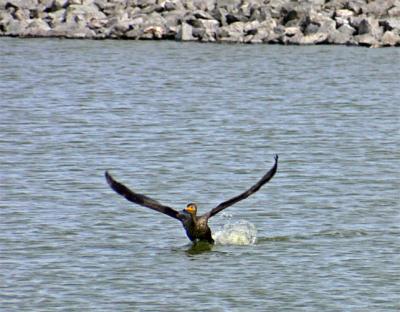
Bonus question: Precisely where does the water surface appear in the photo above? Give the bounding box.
[1,38,399,311]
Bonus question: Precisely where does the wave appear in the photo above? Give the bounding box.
[257,228,369,244]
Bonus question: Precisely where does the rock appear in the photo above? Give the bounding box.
[337,23,356,36]
[162,10,182,33]
[272,24,285,35]
[54,0,68,10]
[363,0,396,18]
[92,0,107,10]
[304,22,319,35]
[211,7,228,26]
[346,0,366,15]
[243,20,266,42]
[351,16,383,40]
[161,1,177,12]
[107,17,131,36]
[0,0,398,47]
[37,0,54,11]
[250,6,269,22]
[50,21,97,38]
[125,27,141,39]
[143,25,164,38]
[163,10,183,29]
[301,32,328,44]
[310,11,336,33]
[22,18,51,36]
[379,18,400,33]
[334,16,350,27]
[225,12,243,24]
[381,30,400,46]
[388,5,400,17]
[3,16,29,36]
[357,18,371,34]
[282,26,303,44]
[244,20,260,34]
[193,9,214,20]
[136,0,156,8]
[281,7,299,26]
[198,18,219,33]
[176,22,194,41]
[68,0,82,5]
[4,0,38,10]
[65,4,107,25]
[219,21,245,42]
[216,0,242,12]
[13,8,30,21]
[193,0,216,12]
[335,9,354,19]
[355,33,380,47]
[0,11,13,34]
[328,29,354,45]
[144,11,165,27]
[239,1,257,20]
[47,9,66,27]
[249,19,277,43]
[284,26,300,36]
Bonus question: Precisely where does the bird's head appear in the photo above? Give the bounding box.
[184,203,197,215]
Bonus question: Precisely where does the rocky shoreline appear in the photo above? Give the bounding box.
[1,0,400,47]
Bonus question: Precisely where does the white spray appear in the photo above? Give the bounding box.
[212,218,257,245]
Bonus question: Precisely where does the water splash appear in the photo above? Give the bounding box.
[213,220,257,245]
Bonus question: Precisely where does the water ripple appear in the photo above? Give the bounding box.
[1,38,399,311]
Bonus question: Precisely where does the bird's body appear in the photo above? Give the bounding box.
[180,207,214,243]
[105,155,278,244]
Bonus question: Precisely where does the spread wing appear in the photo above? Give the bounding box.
[105,171,182,221]
[205,155,278,219]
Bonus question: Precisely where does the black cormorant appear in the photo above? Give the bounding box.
[105,155,278,244]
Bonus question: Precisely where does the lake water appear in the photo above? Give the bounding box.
[0,38,399,311]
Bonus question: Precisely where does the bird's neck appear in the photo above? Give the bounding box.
[189,213,197,223]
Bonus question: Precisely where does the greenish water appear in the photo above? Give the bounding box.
[1,38,399,311]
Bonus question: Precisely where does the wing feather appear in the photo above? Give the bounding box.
[206,155,278,219]
[105,171,182,220]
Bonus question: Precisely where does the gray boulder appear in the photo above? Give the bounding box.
[0,11,13,34]
[196,18,219,41]
[176,22,194,41]
[381,30,400,46]
[301,32,328,45]
[22,18,51,36]
[388,5,400,17]
[192,0,216,12]
[363,0,397,18]
[354,33,379,47]
[328,29,355,45]
[219,21,245,42]
[216,0,242,12]
[3,17,29,36]
[337,23,356,36]
[380,18,400,33]
[246,19,277,43]
[4,0,38,10]
[54,0,69,10]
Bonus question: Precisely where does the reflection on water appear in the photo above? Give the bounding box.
[185,241,214,255]
[1,38,399,311]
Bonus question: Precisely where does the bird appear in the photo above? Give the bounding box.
[105,155,278,244]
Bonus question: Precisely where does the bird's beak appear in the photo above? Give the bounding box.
[184,206,195,213]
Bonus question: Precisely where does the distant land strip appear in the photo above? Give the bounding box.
[1,0,399,47]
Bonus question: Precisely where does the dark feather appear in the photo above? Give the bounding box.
[205,154,278,219]
[105,171,182,220]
